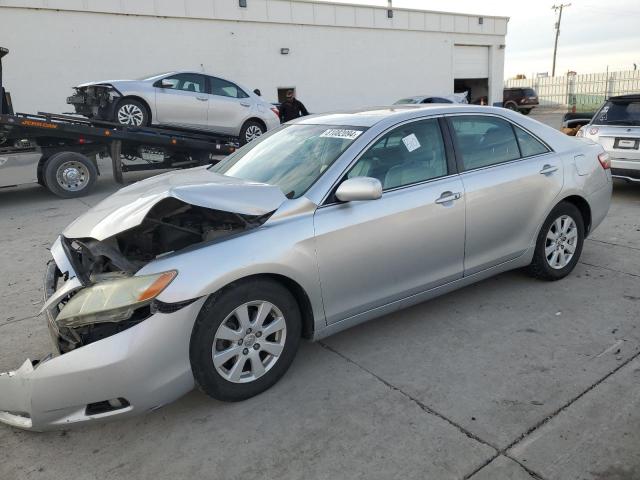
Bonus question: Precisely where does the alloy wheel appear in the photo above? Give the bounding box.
[545,215,578,269]
[55,161,90,192]
[245,125,264,143]
[212,301,287,383]
[117,104,144,126]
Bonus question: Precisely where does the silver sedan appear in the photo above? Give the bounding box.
[0,105,612,430]
[67,71,281,145]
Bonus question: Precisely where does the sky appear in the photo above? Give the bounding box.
[315,0,640,78]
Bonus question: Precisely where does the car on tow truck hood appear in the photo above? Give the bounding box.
[0,105,612,431]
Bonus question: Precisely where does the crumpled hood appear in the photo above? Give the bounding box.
[63,166,287,240]
[75,79,136,89]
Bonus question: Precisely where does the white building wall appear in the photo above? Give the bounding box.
[0,0,507,115]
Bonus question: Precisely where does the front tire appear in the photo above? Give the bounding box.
[527,202,585,281]
[115,98,149,126]
[43,151,98,198]
[190,279,301,402]
[239,120,265,146]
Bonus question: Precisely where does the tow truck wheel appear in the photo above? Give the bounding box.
[44,152,98,198]
[115,98,149,127]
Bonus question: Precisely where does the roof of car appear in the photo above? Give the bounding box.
[609,94,640,102]
[295,104,502,128]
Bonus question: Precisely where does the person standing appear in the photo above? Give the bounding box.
[279,90,309,123]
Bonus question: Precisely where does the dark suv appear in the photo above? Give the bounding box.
[503,87,539,115]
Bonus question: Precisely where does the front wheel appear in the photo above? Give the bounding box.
[239,120,266,146]
[190,279,301,402]
[527,202,585,281]
[43,151,98,198]
[115,98,149,126]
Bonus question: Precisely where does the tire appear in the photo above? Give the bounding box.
[43,151,98,198]
[504,101,518,111]
[239,120,266,146]
[520,108,532,115]
[115,98,149,127]
[527,202,585,281]
[190,279,301,402]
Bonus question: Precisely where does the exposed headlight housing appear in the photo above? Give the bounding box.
[56,271,177,328]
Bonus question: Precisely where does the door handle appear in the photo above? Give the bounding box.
[539,164,558,175]
[196,96,208,101]
[435,191,462,205]
[240,102,251,107]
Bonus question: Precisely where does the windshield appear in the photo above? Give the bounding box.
[394,98,419,104]
[138,72,174,81]
[209,124,366,198]
[593,100,640,126]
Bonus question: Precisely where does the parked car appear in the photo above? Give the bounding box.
[67,71,281,145]
[503,87,539,114]
[394,92,468,105]
[0,105,612,431]
[576,94,640,182]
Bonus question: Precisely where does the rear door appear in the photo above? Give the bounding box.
[154,73,209,128]
[206,77,252,135]
[447,114,563,275]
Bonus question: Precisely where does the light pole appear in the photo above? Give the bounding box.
[551,3,571,77]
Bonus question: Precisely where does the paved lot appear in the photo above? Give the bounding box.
[1,127,639,479]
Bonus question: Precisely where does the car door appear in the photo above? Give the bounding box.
[206,77,252,135]
[154,73,209,129]
[313,118,466,325]
[447,114,563,275]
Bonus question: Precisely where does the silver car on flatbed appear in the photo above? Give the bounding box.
[67,71,281,145]
[0,105,611,431]
[577,94,640,183]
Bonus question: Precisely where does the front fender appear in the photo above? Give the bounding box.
[136,213,326,331]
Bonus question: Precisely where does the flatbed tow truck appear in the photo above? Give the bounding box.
[0,47,238,198]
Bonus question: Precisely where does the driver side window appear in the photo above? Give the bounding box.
[159,73,205,93]
[347,118,448,190]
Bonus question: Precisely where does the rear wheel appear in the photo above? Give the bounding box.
[527,202,584,280]
[504,101,518,111]
[239,120,265,146]
[43,151,98,198]
[190,279,301,401]
[115,98,149,127]
[520,108,532,115]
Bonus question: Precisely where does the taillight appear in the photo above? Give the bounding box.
[270,107,279,118]
[598,152,611,170]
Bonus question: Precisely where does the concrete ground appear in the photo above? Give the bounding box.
[1,115,639,479]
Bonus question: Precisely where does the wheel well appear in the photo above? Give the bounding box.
[215,273,315,339]
[117,96,152,122]
[562,195,592,235]
[244,117,267,131]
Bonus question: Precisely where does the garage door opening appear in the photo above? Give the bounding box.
[454,45,489,104]
[454,78,489,105]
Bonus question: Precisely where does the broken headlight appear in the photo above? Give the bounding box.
[56,271,177,328]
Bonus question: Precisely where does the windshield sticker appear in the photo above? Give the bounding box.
[320,129,363,140]
[402,133,421,152]
[598,105,610,121]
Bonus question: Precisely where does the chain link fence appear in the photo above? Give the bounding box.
[505,70,640,112]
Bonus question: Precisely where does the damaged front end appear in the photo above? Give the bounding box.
[45,198,268,354]
[67,84,120,119]
[0,174,283,430]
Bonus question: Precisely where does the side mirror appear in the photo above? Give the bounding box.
[159,79,174,88]
[335,177,382,202]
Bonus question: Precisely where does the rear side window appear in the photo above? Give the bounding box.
[450,116,520,170]
[210,77,249,99]
[514,126,549,157]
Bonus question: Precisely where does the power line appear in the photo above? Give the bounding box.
[551,3,571,77]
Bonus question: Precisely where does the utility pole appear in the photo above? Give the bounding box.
[551,3,571,77]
